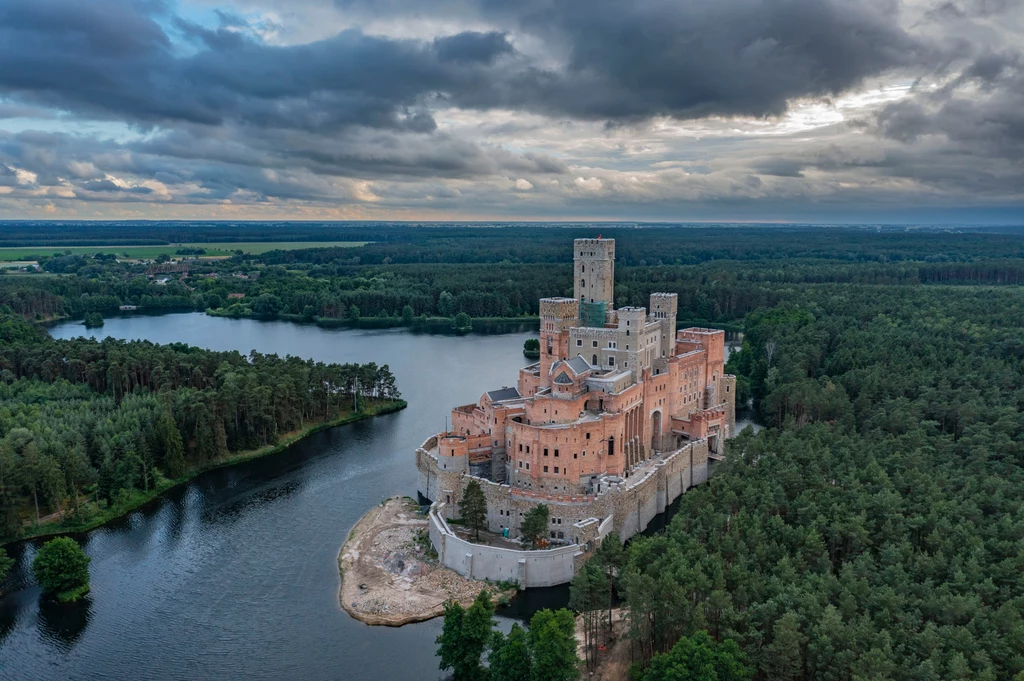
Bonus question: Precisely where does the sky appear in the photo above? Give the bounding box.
[0,0,1021,223]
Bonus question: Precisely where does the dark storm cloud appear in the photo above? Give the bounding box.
[477,0,929,120]
[877,50,1024,158]
[0,0,516,133]
[1,0,1019,217]
[0,0,930,132]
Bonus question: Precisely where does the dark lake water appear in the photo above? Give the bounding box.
[0,313,538,681]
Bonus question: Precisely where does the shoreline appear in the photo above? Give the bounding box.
[4,399,407,547]
[338,498,513,627]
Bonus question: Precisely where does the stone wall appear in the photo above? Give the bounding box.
[418,435,711,546]
[429,503,581,588]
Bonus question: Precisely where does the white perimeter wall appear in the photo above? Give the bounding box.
[429,503,581,588]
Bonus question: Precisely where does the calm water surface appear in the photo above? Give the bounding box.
[0,313,537,681]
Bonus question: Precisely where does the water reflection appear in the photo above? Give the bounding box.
[37,594,92,650]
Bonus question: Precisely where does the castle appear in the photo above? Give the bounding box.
[417,238,736,586]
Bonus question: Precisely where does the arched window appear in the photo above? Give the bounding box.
[592,354,598,365]
[581,265,585,273]
[581,278,586,288]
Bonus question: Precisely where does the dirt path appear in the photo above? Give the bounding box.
[576,608,635,680]
[338,497,508,626]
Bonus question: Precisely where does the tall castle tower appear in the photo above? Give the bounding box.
[574,238,615,309]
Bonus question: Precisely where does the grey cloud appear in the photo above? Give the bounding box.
[81,179,152,193]
[0,0,937,133]
[477,0,930,120]
[877,50,1024,158]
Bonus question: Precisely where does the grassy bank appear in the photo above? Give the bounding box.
[5,399,406,546]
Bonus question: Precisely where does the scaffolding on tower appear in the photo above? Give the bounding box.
[580,300,607,328]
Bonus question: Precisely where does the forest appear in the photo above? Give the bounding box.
[591,282,1024,680]
[6,226,1024,332]
[0,312,402,542]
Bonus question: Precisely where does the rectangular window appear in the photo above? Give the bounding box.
[543,465,549,473]
[554,449,559,457]
[526,445,530,453]
[586,433,591,440]
[519,443,523,452]
[526,462,530,470]
[554,466,559,473]
[544,448,549,456]
[592,340,598,348]
[576,339,583,347]
[573,453,578,459]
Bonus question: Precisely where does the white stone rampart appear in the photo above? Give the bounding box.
[418,435,711,585]
[429,503,581,588]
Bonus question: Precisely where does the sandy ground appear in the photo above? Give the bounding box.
[576,607,634,680]
[338,497,508,626]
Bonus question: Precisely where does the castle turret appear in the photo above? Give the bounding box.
[539,297,579,389]
[650,293,678,357]
[574,238,615,310]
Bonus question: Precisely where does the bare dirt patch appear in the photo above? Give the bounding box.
[338,497,509,626]
[576,607,635,680]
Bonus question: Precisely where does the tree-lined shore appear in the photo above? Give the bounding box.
[0,312,403,544]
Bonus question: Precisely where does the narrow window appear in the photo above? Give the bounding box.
[554,449,559,457]
[544,465,549,473]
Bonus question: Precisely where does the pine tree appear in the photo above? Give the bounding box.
[593,532,624,633]
[158,409,186,479]
[460,479,488,541]
[520,503,549,549]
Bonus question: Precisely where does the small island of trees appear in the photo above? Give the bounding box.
[32,536,91,602]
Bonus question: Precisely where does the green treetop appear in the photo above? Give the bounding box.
[520,503,549,549]
[437,590,496,681]
[639,631,751,681]
[489,623,532,681]
[32,536,91,602]
[528,608,580,681]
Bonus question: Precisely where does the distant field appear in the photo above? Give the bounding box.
[0,241,367,261]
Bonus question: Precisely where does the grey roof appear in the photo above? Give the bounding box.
[487,387,521,402]
[566,355,592,375]
[553,372,573,385]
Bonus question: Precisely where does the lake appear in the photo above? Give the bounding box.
[0,313,536,681]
